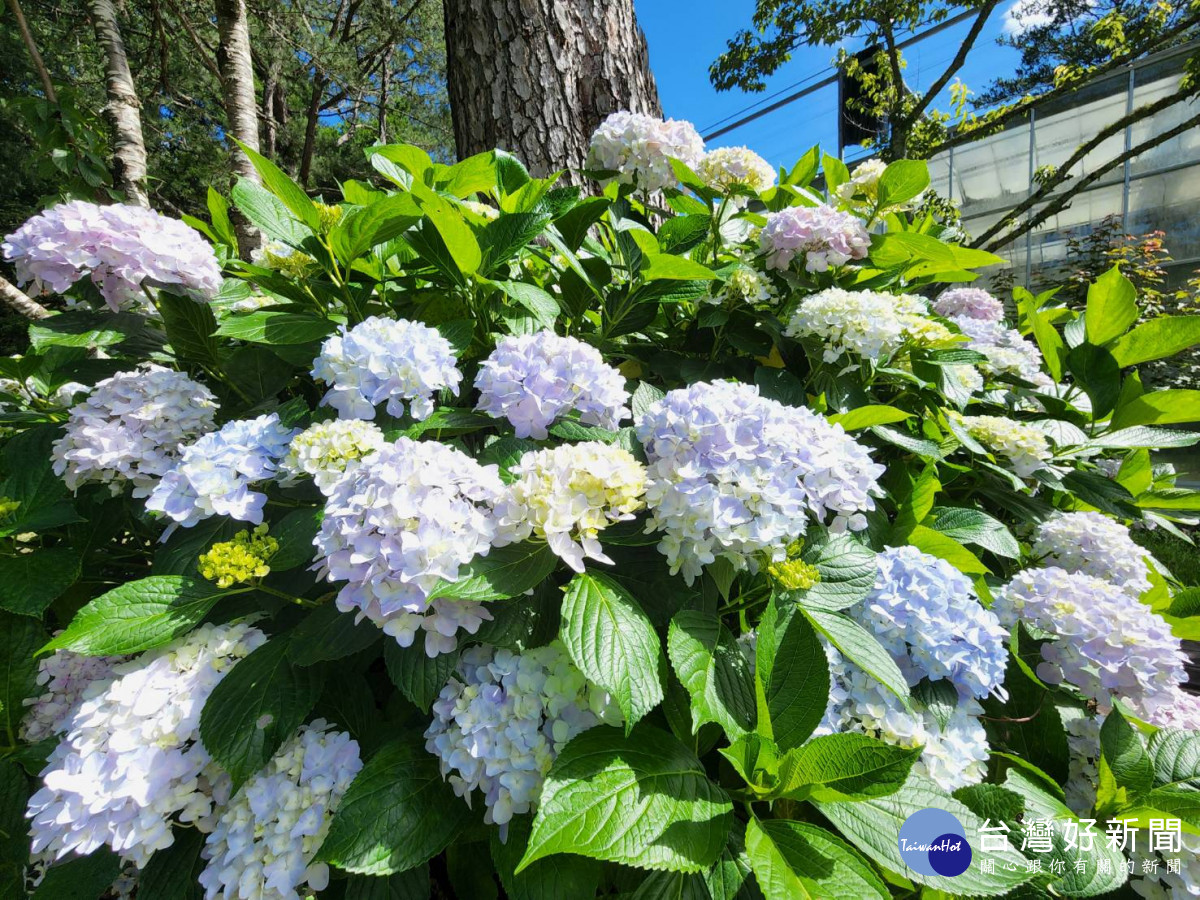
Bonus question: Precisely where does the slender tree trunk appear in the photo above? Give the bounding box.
[261,60,280,158]
[8,0,56,103]
[87,0,149,207]
[441,0,661,179]
[0,276,50,320]
[299,75,326,187]
[214,0,262,252]
[378,48,392,144]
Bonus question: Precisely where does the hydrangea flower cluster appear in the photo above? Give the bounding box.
[3,201,223,312]
[27,623,266,866]
[993,567,1187,718]
[635,381,884,583]
[1033,511,1151,597]
[312,316,461,421]
[697,146,776,200]
[424,642,620,826]
[474,331,630,439]
[785,288,917,362]
[52,366,218,498]
[951,316,1052,388]
[146,414,298,534]
[932,287,1005,322]
[851,547,1008,700]
[759,204,870,272]
[20,648,125,744]
[314,437,505,656]
[1130,830,1200,900]
[586,110,705,192]
[198,525,279,588]
[198,722,361,900]
[818,646,991,791]
[834,158,888,204]
[493,442,646,572]
[706,264,777,306]
[280,418,386,494]
[953,413,1051,477]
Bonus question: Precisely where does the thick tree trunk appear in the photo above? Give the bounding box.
[214,0,262,252]
[87,0,149,207]
[441,0,661,179]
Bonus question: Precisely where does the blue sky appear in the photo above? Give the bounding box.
[633,0,1022,168]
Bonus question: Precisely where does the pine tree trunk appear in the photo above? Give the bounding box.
[87,0,149,207]
[214,0,262,252]
[442,0,661,179]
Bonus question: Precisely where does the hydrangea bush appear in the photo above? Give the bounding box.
[1,124,1199,899]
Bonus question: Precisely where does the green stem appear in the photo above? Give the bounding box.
[255,583,320,608]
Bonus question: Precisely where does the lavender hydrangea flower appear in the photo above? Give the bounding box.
[851,546,1008,700]
[145,414,298,535]
[199,722,361,900]
[3,200,222,311]
[1033,511,1151,597]
[314,438,505,656]
[587,111,705,192]
[52,365,218,498]
[635,381,884,583]
[759,204,870,272]
[27,623,266,867]
[951,316,1053,388]
[933,288,1005,323]
[20,647,126,744]
[993,567,1187,718]
[312,316,461,421]
[475,331,630,440]
[424,641,620,826]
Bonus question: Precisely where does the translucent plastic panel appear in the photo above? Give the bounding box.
[1034,90,1127,181]
[1127,170,1200,262]
[950,119,1031,210]
[1128,75,1200,178]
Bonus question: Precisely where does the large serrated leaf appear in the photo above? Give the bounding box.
[383,637,458,712]
[667,610,755,739]
[1148,728,1200,790]
[426,541,557,603]
[1,612,45,742]
[0,549,81,616]
[491,813,600,900]
[757,602,829,751]
[745,818,889,900]
[784,532,877,611]
[929,507,1020,559]
[777,733,921,801]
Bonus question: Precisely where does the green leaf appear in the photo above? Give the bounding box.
[267,506,324,571]
[481,212,553,273]
[1111,315,1200,367]
[778,733,921,801]
[231,178,308,244]
[1085,265,1139,345]
[667,610,755,739]
[1148,728,1200,790]
[138,827,205,900]
[343,867,431,900]
[1168,588,1200,618]
[1015,286,1065,382]
[199,635,325,789]
[43,576,223,656]
[331,194,422,263]
[414,194,481,276]
[822,154,849,193]
[0,549,80,616]
[234,139,320,230]
[827,405,912,431]
[560,571,664,730]
[30,848,121,900]
[745,818,889,900]
[426,541,557,603]
[383,637,458,712]
[804,609,909,706]
[704,827,758,900]
[1090,426,1200,449]
[215,310,336,344]
[757,602,830,751]
[491,813,601,900]
[906,524,988,575]
[1099,706,1154,799]
[158,292,220,368]
[1111,389,1200,429]
[783,531,878,612]
[29,309,144,351]
[928,507,1020,559]
[877,160,930,208]
[1,612,44,743]
[1067,343,1121,417]
[815,774,1031,896]
[641,254,716,281]
[317,737,472,874]
[492,280,560,330]
[517,724,732,874]
[554,197,610,251]
[287,604,381,666]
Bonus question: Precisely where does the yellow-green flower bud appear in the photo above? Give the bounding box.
[199,524,279,589]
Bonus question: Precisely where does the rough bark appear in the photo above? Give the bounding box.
[298,76,326,187]
[442,0,662,179]
[8,0,56,103]
[86,0,149,207]
[261,60,280,158]
[214,0,263,253]
[0,276,50,320]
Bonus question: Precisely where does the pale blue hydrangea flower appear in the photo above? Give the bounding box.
[145,414,298,535]
[312,316,461,421]
[635,380,884,583]
[851,546,1008,701]
[1033,511,1151,597]
[474,331,630,440]
[314,438,506,657]
[424,641,620,827]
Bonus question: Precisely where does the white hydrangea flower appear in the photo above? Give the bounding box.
[1033,511,1151,597]
[493,442,646,572]
[3,200,223,312]
[424,641,620,827]
[933,288,1005,322]
[314,438,505,657]
[145,414,298,535]
[280,419,386,494]
[951,316,1053,388]
[697,146,776,203]
[785,288,911,362]
[52,366,218,498]
[834,158,888,204]
[474,331,630,440]
[636,380,884,583]
[27,623,267,867]
[20,647,126,744]
[1130,830,1200,900]
[199,722,362,900]
[759,204,871,272]
[312,316,461,421]
[587,111,705,192]
[706,264,777,306]
[953,413,1052,477]
[458,199,499,221]
[993,567,1187,717]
